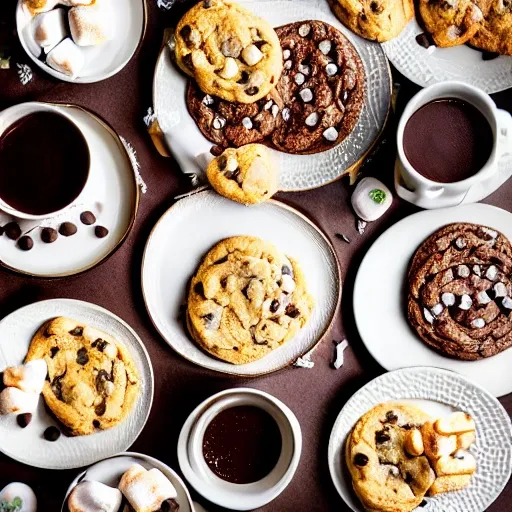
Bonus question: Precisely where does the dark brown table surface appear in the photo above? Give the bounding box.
[0,1,511,510]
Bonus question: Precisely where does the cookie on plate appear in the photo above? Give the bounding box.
[407,222,512,360]
[206,144,279,205]
[470,0,512,56]
[346,403,435,512]
[174,0,283,104]
[25,317,140,436]
[187,236,314,364]
[328,0,414,42]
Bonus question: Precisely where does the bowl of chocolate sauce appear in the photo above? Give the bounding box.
[0,102,90,220]
[178,388,302,511]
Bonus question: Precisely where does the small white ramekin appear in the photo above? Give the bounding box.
[177,387,302,511]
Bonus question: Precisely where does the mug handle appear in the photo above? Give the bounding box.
[496,109,512,158]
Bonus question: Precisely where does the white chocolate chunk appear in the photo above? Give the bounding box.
[264,99,273,110]
[477,291,491,305]
[213,116,226,129]
[424,308,435,324]
[298,63,310,75]
[46,38,84,78]
[294,72,305,85]
[299,88,313,102]
[298,24,311,37]
[271,104,279,117]
[202,94,214,105]
[322,126,338,141]
[284,60,292,69]
[503,296,512,309]
[457,265,470,278]
[242,44,263,66]
[458,294,472,310]
[305,112,319,126]
[494,282,507,297]
[481,227,498,238]
[282,108,291,121]
[455,237,467,249]
[224,156,238,172]
[326,63,338,76]
[283,49,291,59]
[219,57,238,79]
[242,117,253,129]
[441,292,456,307]
[472,265,481,276]
[318,40,332,55]
[471,318,485,328]
[333,339,349,369]
[432,303,444,316]
[351,177,392,222]
[281,274,296,294]
[486,265,498,280]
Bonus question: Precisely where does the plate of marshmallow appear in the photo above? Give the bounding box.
[16,0,146,82]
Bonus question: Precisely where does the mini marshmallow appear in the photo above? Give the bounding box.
[68,481,123,512]
[241,44,263,66]
[0,482,37,512]
[47,38,85,77]
[219,57,238,79]
[3,359,47,394]
[0,387,39,416]
[33,8,67,53]
[351,177,392,222]
[69,2,115,47]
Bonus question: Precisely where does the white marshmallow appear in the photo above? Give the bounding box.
[351,177,393,222]
[3,359,47,394]
[68,481,122,512]
[219,57,238,79]
[242,44,263,66]
[69,2,115,47]
[0,388,39,415]
[0,483,37,512]
[280,274,296,294]
[47,38,85,77]
[32,8,67,53]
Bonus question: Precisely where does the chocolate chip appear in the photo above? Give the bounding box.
[225,168,240,181]
[76,347,89,365]
[214,256,228,264]
[210,145,224,156]
[370,1,383,12]
[160,499,180,512]
[59,222,77,237]
[44,426,61,441]
[95,401,106,416]
[203,313,214,322]
[203,0,213,7]
[285,304,300,318]
[93,338,109,352]
[354,453,369,466]
[282,265,292,276]
[246,86,259,96]
[194,282,205,298]
[41,227,58,243]
[51,371,66,400]
[182,54,194,70]
[405,472,413,484]
[50,347,59,358]
[4,222,21,240]
[80,211,96,225]
[17,236,33,251]
[419,500,428,508]
[180,25,192,41]
[385,411,398,424]
[416,33,433,49]
[482,51,499,61]
[270,299,280,313]
[238,71,250,84]
[69,327,83,336]
[360,13,367,21]
[376,430,391,443]
[96,369,110,392]
[95,226,109,238]
[93,420,101,428]
[17,413,32,428]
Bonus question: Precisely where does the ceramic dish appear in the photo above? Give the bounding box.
[328,366,512,512]
[141,190,341,377]
[16,0,146,83]
[0,299,154,470]
[152,0,391,191]
[61,452,194,512]
[178,388,302,511]
[353,203,512,398]
[382,20,512,94]
[0,102,139,278]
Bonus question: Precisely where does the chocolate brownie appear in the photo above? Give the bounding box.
[407,223,512,360]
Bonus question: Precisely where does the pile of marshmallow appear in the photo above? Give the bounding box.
[68,464,179,512]
[0,359,47,417]
[24,0,115,78]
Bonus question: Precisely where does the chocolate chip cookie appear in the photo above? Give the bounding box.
[174,0,283,103]
[187,236,314,364]
[206,144,279,204]
[346,403,435,512]
[25,317,140,436]
[470,0,512,55]
[408,223,512,360]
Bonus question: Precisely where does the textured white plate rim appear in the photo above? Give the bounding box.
[328,366,512,512]
[0,102,140,279]
[0,298,154,470]
[141,190,342,377]
[15,0,147,84]
[61,451,194,512]
[353,203,512,398]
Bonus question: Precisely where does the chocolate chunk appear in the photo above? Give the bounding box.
[482,51,499,61]
[59,222,77,237]
[270,299,280,313]
[17,236,33,251]
[203,0,213,7]
[17,413,32,428]
[416,33,434,49]
[376,430,391,443]
[93,338,109,352]
[419,500,428,508]
[182,54,194,70]
[96,369,110,392]
[385,411,398,424]
[246,86,259,96]
[210,145,224,156]
[95,226,109,238]
[95,401,106,416]
[80,211,96,225]
[370,1,384,12]
[93,419,101,428]
[50,347,59,358]
[405,472,413,484]
[180,25,192,41]
[194,282,205,298]
[69,327,84,336]
[76,347,89,365]
[354,453,369,466]
[41,227,58,243]
[285,304,300,318]
[214,256,228,265]
[160,499,180,512]
[202,313,214,322]
[4,222,21,240]
[44,426,61,441]
[225,168,240,181]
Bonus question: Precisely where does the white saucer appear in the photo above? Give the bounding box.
[328,367,512,512]
[141,190,341,376]
[0,103,139,278]
[0,299,154,470]
[16,0,146,83]
[62,452,194,512]
[382,20,512,94]
[353,203,512,397]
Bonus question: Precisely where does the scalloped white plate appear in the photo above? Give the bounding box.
[0,299,154,470]
[382,20,512,94]
[328,367,512,512]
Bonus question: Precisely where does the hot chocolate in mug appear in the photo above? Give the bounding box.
[395,81,512,209]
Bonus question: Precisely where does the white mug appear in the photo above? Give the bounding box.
[395,81,512,209]
[0,102,90,220]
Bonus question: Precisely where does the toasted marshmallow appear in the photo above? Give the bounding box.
[69,2,115,47]
[33,8,67,54]
[0,482,37,512]
[435,412,476,435]
[428,474,472,496]
[68,481,123,512]
[3,359,47,394]
[119,464,178,512]
[47,38,85,78]
[23,0,59,14]
[0,388,39,415]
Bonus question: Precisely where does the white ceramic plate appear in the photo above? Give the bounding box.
[141,190,341,376]
[153,0,391,191]
[353,203,512,398]
[62,452,194,512]
[382,20,512,94]
[0,299,154,470]
[328,366,512,512]
[16,0,146,83]
[0,103,139,278]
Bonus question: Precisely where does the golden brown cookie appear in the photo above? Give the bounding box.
[187,236,314,364]
[25,317,139,436]
[470,0,512,55]
[174,0,283,103]
[206,144,278,205]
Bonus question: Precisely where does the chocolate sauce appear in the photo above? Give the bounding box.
[0,112,89,215]
[403,99,493,183]
[203,405,282,484]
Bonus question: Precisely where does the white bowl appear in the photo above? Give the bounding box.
[178,388,302,510]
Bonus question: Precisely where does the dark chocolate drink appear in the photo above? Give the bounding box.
[0,111,89,216]
[403,99,493,183]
